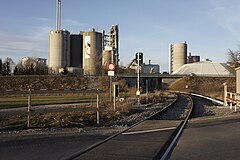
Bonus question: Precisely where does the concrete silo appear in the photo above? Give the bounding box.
[49,30,70,73]
[169,42,187,74]
[82,29,103,75]
[70,34,83,68]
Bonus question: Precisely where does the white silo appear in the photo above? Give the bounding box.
[169,42,187,74]
[82,29,103,75]
[49,30,70,73]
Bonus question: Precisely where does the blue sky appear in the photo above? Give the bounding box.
[0,0,240,71]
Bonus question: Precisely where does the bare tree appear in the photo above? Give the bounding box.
[1,57,15,75]
[227,48,240,74]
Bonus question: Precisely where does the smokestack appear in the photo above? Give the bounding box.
[56,0,61,30]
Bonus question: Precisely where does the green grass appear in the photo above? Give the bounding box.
[0,94,96,109]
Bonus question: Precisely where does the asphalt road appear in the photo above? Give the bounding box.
[75,120,180,160]
[170,115,240,160]
[0,133,108,160]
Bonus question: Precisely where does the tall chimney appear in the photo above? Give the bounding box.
[56,0,61,30]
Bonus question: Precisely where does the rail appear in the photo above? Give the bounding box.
[63,93,194,160]
[63,94,179,160]
[159,94,193,160]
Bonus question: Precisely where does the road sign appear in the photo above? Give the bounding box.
[108,63,115,71]
[136,90,140,96]
[108,70,115,76]
[105,46,113,51]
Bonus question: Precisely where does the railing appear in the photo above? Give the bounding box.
[225,92,240,112]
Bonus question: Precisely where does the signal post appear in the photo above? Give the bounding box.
[108,63,115,102]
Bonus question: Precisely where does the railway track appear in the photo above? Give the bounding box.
[63,93,193,160]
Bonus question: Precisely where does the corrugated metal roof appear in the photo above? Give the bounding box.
[172,61,232,76]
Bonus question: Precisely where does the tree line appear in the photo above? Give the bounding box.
[0,57,48,76]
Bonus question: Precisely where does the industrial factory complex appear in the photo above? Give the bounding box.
[48,0,119,75]
[168,42,232,76]
[46,0,232,77]
[48,25,119,75]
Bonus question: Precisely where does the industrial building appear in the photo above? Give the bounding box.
[188,53,200,64]
[168,41,229,77]
[127,53,160,74]
[22,57,47,67]
[169,42,188,74]
[49,27,118,75]
[48,0,71,73]
[82,29,103,75]
[102,25,119,68]
[70,34,83,68]
[48,0,119,75]
[172,60,232,77]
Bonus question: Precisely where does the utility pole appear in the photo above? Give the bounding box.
[110,76,112,102]
[146,79,148,103]
[27,88,31,128]
[96,88,100,124]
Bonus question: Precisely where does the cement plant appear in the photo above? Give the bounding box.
[1,1,240,160]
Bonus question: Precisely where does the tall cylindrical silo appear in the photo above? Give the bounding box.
[49,30,70,73]
[82,29,103,75]
[170,42,187,73]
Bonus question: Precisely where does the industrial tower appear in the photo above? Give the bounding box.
[169,42,187,74]
[48,0,120,75]
[49,0,70,73]
[102,25,119,67]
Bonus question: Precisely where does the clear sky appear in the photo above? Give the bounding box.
[0,0,240,71]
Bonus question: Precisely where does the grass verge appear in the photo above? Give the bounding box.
[0,94,96,109]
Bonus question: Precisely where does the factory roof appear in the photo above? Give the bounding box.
[172,60,233,77]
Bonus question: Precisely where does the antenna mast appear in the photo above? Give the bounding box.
[56,0,61,30]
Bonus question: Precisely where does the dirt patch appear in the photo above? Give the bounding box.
[169,76,235,100]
